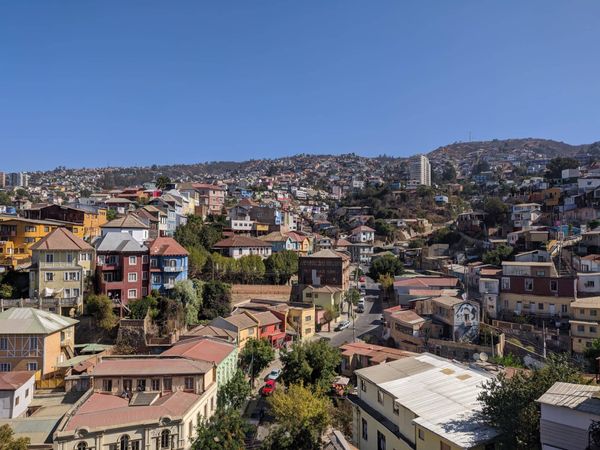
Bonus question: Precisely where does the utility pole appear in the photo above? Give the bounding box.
[542,321,547,358]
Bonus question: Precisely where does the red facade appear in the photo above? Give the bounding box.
[501,275,576,297]
[96,251,149,308]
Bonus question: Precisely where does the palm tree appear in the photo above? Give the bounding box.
[155,175,171,191]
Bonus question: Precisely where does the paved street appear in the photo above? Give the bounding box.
[318,277,383,347]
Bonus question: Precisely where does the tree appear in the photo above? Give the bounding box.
[199,280,232,320]
[239,338,275,383]
[368,254,403,280]
[237,255,266,284]
[584,338,600,369]
[217,369,252,411]
[170,279,202,325]
[473,159,491,175]
[127,295,158,320]
[174,216,222,251]
[378,273,395,305]
[264,251,298,284]
[545,157,579,180]
[155,175,171,190]
[192,409,250,450]
[280,340,341,391]
[188,246,210,278]
[344,287,361,319]
[373,219,395,243]
[482,244,514,266]
[154,296,185,335]
[85,294,118,331]
[265,383,331,450]
[106,209,117,221]
[483,196,509,227]
[478,353,582,449]
[408,238,425,248]
[0,192,12,206]
[321,305,339,331]
[441,162,457,182]
[0,283,14,299]
[589,219,600,231]
[0,424,30,450]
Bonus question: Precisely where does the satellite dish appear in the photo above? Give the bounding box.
[480,352,489,362]
[472,353,481,361]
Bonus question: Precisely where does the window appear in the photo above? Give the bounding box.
[45,253,54,263]
[304,328,312,334]
[0,337,7,350]
[524,278,533,291]
[592,327,598,334]
[393,402,399,415]
[593,310,598,316]
[578,325,585,332]
[305,315,312,322]
[27,362,37,371]
[128,273,138,282]
[123,379,133,391]
[128,289,137,299]
[120,435,129,450]
[29,338,38,350]
[151,379,160,391]
[131,441,140,450]
[418,429,425,440]
[137,379,146,391]
[441,443,451,450]
[0,363,11,372]
[76,443,87,450]
[67,253,73,263]
[163,378,172,391]
[160,431,170,449]
[362,418,368,440]
[185,377,194,390]
[248,327,255,335]
[142,271,148,280]
[586,280,596,288]
[142,255,149,264]
[377,389,384,405]
[150,258,158,268]
[15,395,19,406]
[501,277,510,290]
[129,256,137,265]
[561,304,568,314]
[377,430,386,450]
[550,280,558,292]
[103,379,113,392]
[45,272,54,282]
[25,388,29,397]
[538,303,544,310]
[360,379,367,392]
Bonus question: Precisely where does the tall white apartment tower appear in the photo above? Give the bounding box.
[409,155,431,186]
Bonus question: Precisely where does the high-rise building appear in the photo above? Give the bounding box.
[409,155,431,186]
[0,172,5,188]
[6,172,29,188]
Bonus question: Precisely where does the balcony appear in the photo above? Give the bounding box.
[163,282,175,289]
[163,266,184,272]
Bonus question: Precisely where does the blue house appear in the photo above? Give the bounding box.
[149,237,189,292]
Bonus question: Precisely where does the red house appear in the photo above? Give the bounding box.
[253,311,286,348]
[95,232,149,313]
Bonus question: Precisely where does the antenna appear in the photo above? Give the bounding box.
[480,352,489,362]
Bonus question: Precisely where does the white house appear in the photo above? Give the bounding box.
[100,215,150,244]
[350,226,375,244]
[0,371,35,419]
[212,236,273,259]
[511,203,542,229]
[538,382,600,450]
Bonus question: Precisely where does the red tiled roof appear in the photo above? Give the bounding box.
[92,357,213,377]
[393,277,459,288]
[0,371,35,390]
[251,311,281,326]
[30,227,93,251]
[352,225,375,233]
[149,237,189,256]
[162,337,236,365]
[64,391,200,431]
[213,235,271,248]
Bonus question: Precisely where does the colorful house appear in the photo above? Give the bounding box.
[0,308,77,377]
[149,237,189,292]
[28,228,95,315]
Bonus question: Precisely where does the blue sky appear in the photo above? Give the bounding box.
[2,1,600,171]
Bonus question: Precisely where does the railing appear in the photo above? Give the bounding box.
[0,297,82,311]
[163,266,183,272]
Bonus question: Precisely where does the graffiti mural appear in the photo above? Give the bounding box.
[453,302,479,342]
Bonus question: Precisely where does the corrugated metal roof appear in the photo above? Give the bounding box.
[537,382,600,415]
[0,307,78,334]
[356,354,498,448]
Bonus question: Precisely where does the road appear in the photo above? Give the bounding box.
[318,276,383,347]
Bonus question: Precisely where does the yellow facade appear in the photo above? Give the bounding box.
[237,325,258,349]
[500,292,572,317]
[0,219,59,267]
[287,305,316,340]
[82,208,107,239]
[570,299,600,354]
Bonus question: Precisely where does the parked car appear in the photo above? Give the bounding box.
[335,320,351,331]
[261,379,276,396]
[359,276,366,283]
[356,304,365,313]
[266,368,281,381]
[357,298,365,308]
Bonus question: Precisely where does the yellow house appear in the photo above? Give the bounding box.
[0,307,78,377]
[302,285,344,311]
[22,204,107,239]
[0,218,62,268]
[209,312,259,349]
[287,303,316,341]
[350,354,500,450]
[28,228,95,316]
[570,297,600,354]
